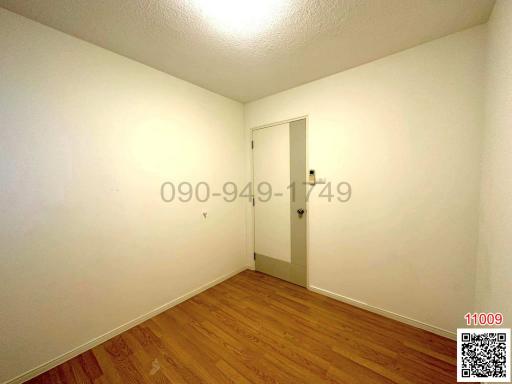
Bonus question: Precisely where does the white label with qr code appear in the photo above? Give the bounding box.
[457,328,510,382]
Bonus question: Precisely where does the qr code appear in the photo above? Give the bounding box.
[457,328,511,382]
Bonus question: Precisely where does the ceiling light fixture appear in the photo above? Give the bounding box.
[192,0,289,38]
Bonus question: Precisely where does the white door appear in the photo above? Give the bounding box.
[252,119,307,286]
[253,123,291,262]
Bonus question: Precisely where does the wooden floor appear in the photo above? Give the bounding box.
[27,270,457,384]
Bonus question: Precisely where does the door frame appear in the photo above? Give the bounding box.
[249,116,310,288]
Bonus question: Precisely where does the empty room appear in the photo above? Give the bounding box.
[1,0,511,383]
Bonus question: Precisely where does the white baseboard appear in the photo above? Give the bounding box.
[4,265,249,384]
[308,285,456,340]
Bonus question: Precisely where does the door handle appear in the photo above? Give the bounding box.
[297,208,305,218]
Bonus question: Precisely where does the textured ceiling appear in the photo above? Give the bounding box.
[0,0,495,102]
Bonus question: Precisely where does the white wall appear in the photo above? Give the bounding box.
[0,9,246,383]
[476,0,512,328]
[245,26,486,334]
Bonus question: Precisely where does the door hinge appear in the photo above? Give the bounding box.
[252,197,255,206]
[251,140,254,149]
[253,252,256,260]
